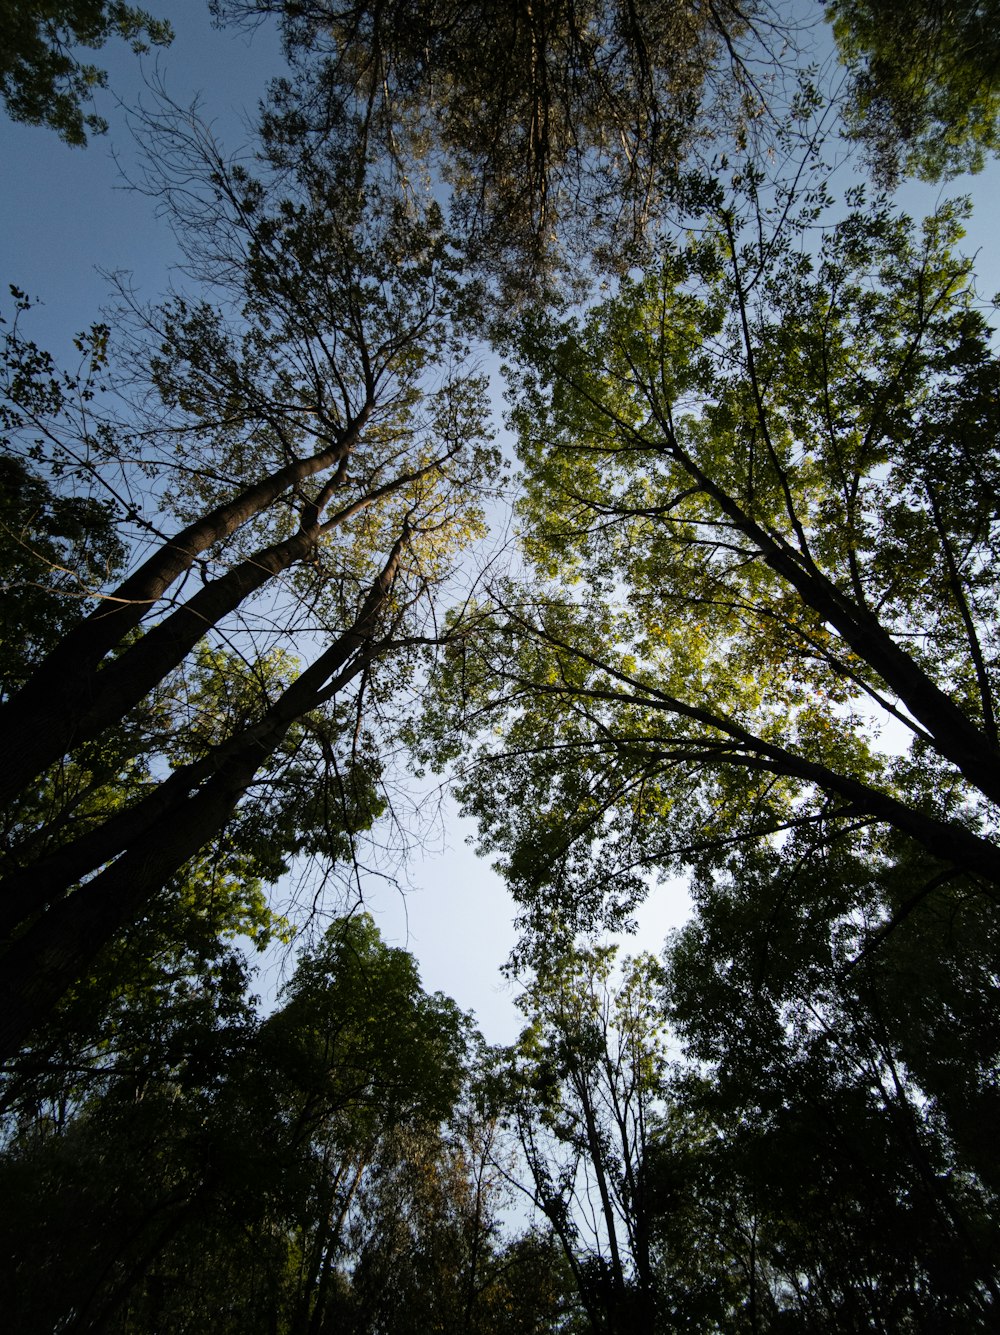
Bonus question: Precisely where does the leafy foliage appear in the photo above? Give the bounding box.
[7,3,1000,1327]
[0,915,543,1333]
[0,0,172,144]
[228,0,782,295]
[490,943,668,1333]
[434,182,1000,937]
[656,835,1000,1328]
[830,0,1000,183]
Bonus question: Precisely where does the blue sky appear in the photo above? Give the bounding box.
[1,3,279,345]
[3,0,998,1042]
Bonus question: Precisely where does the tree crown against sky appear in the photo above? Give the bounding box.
[483,940,669,1334]
[0,0,173,144]
[0,90,500,1057]
[422,143,1000,941]
[828,0,1000,183]
[223,0,800,296]
[4,0,1000,1326]
[0,912,545,1334]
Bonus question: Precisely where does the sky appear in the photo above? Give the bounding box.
[3,0,998,1044]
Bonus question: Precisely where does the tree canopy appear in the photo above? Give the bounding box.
[436,180,1000,928]
[0,0,172,144]
[829,0,1000,183]
[4,0,1000,1327]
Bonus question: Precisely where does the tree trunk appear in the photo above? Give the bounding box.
[0,408,371,806]
[0,533,406,1059]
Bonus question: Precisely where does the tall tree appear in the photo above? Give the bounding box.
[1,912,578,1333]
[490,942,668,1334]
[0,109,496,1055]
[656,832,1000,1328]
[428,166,1000,939]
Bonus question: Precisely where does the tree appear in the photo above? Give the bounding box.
[0,925,260,1334]
[415,116,1000,1327]
[489,942,669,1334]
[656,832,1000,1328]
[428,166,1000,942]
[1,913,582,1332]
[828,0,1000,183]
[224,0,786,294]
[0,914,475,1332]
[0,106,496,1057]
[339,1121,577,1335]
[0,0,172,144]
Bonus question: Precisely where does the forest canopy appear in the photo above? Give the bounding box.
[3,0,1000,1329]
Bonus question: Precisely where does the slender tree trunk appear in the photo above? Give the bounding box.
[0,408,372,806]
[656,424,1000,807]
[0,534,406,1059]
[576,1077,627,1331]
[304,1158,367,1335]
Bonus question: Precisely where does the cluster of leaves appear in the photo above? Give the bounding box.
[229,0,780,296]
[0,0,172,144]
[650,828,1000,1330]
[475,885,1000,1331]
[829,0,1000,183]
